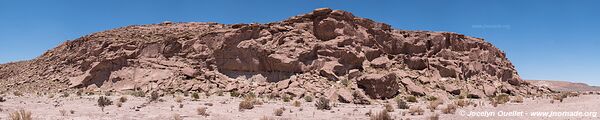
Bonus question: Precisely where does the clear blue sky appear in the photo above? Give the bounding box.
[1,0,598,85]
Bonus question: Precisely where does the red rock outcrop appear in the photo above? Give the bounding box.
[0,8,543,102]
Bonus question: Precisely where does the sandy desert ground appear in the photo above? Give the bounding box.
[1,92,598,120]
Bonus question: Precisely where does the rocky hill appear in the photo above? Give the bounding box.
[527,80,600,92]
[0,8,546,103]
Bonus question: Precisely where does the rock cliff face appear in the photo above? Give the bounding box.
[0,8,545,102]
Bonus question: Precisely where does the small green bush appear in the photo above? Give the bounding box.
[304,95,313,102]
[406,96,418,103]
[192,92,200,100]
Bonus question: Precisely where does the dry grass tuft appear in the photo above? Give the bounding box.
[408,106,424,115]
[13,91,23,97]
[395,97,409,109]
[197,107,209,116]
[442,104,457,114]
[495,94,510,104]
[10,109,32,120]
[97,96,113,111]
[427,100,443,112]
[512,96,524,103]
[116,101,123,107]
[553,93,567,102]
[293,100,302,107]
[315,97,331,110]
[370,110,392,120]
[282,94,291,102]
[260,116,276,120]
[304,95,313,102]
[59,109,67,116]
[428,113,440,120]
[384,104,394,112]
[130,90,145,97]
[408,106,425,115]
[406,96,418,103]
[192,92,200,100]
[239,97,255,110]
[149,91,160,102]
[119,96,128,103]
[274,107,284,116]
[175,96,184,103]
[0,96,6,102]
[172,114,182,120]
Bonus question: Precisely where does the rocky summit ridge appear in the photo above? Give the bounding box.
[0,8,547,103]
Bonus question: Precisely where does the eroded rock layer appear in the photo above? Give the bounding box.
[0,8,546,102]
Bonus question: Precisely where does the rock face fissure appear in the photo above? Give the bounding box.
[0,8,547,102]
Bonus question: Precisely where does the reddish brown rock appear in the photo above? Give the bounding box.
[400,78,426,96]
[0,8,542,101]
[357,73,400,99]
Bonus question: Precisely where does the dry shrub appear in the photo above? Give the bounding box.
[553,93,567,102]
[512,96,524,103]
[455,99,469,107]
[239,100,254,110]
[491,100,498,107]
[239,98,255,110]
[550,100,555,104]
[149,91,160,102]
[428,113,440,120]
[172,114,182,120]
[282,94,291,102]
[304,95,313,102]
[495,94,510,104]
[384,104,394,112]
[427,100,443,112]
[408,106,424,115]
[315,97,331,110]
[395,97,409,109]
[260,116,275,120]
[119,96,128,103]
[352,91,371,104]
[60,92,69,98]
[406,96,418,103]
[274,108,284,116]
[0,96,6,102]
[98,96,113,111]
[13,91,23,96]
[442,104,457,114]
[116,101,123,107]
[197,107,209,116]
[59,109,67,116]
[293,100,302,107]
[426,96,438,101]
[10,109,32,120]
[192,92,200,100]
[131,90,145,97]
[370,110,392,120]
[230,91,240,97]
[175,96,184,103]
[216,90,224,96]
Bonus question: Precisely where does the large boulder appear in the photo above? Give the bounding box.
[357,73,400,99]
